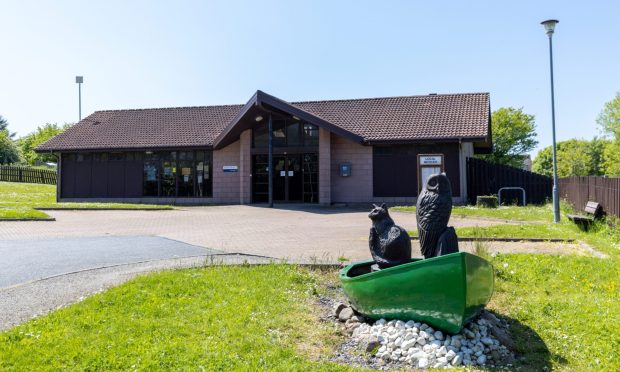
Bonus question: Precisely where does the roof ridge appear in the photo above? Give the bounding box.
[292,92,489,105]
[94,103,245,114]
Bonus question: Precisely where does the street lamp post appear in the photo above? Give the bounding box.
[541,19,560,224]
[76,76,83,121]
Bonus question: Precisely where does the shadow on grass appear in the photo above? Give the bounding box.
[488,310,566,371]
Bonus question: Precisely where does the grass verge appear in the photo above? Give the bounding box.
[394,202,575,223]
[0,265,349,370]
[0,181,172,219]
[487,253,619,370]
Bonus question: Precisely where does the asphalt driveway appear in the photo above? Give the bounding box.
[0,236,219,288]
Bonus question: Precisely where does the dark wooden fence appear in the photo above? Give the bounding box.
[0,165,57,185]
[466,157,552,205]
[559,177,620,219]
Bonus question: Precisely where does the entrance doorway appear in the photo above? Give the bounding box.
[252,154,318,203]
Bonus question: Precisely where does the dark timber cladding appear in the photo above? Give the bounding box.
[373,144,461,197]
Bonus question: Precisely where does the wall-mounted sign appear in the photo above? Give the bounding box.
[419,155,443,165]
[223,165,238,173]
[339,162,352,177]
[418,154,444,191]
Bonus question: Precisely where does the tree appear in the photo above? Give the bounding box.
[597,92,620,139]
[0,115,16,138]
[0,131,20,165]
[602,140,620,177]
[17,123,70,165]
[478,107,538,168]
[532,138,610,177]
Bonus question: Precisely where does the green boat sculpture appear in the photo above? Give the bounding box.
[339,252,494,334]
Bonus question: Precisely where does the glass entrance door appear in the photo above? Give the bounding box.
[252,154,314,203]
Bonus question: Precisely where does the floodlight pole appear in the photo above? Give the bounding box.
[76,76,84,121]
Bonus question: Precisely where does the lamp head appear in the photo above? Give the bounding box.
[255,115,263,122]
[541,19,559,36]
[75,76,83,84]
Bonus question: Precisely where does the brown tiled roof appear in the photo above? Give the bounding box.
[37,92,489,151]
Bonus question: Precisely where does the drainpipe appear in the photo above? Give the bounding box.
[268,112,273,208]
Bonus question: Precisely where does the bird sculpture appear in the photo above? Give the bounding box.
[416,173,459,258]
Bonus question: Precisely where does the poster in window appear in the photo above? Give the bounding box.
[146,166,157,181]
[164,167,172,176]
[182,167,191,176]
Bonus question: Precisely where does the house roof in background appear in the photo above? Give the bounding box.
[36,90,490,152]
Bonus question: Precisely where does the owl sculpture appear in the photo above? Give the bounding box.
[416,173,459,258]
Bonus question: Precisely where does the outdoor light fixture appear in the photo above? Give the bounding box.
[292,115,300,121]
[255,115,263,122]
[541,19,559,36]
[541,19,561,223]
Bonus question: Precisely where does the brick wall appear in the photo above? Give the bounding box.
[330,135,373,203]
[213,140,240,203]
[239,130,252,204]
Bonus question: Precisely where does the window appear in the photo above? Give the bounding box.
[252,119,319,148]
[143,152,160,196]
[142,150,212,198]
[303,124,319,147]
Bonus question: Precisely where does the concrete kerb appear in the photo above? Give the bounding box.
[0,217,55,222]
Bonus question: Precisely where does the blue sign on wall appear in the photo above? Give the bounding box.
[223,165,239,173]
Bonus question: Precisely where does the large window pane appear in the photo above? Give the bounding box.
[286,121,302,146]
[143,152,159,196]
[303,123,319,147]
[161,152,176,197]
[272,119,286,147]
[195,151,213,197]
[253,123,269,148]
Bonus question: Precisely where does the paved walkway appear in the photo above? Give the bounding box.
[0,205,504,262]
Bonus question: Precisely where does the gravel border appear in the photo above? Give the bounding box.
[0,253,295,331]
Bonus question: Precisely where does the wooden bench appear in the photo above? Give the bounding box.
[567,201,602,231]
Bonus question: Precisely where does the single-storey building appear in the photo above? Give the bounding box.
[37,90,491,205]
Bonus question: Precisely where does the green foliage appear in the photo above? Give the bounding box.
[17,123,70,166]
[478,107,538,167]
[0,131,20,165]
[0,115,16,138]
[0,181,172,219]
[0,265,347,370]
[596,91,620,139]
[602,140,620,177]
[532,138,610,177]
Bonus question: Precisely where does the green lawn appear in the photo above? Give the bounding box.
[394,203,576,223]
[0,265,348,371]
[488,253,619,371]
[0,181,172,219]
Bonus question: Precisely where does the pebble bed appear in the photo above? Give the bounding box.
[352,317,512,369]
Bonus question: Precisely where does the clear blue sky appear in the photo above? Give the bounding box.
[2,0,619,156]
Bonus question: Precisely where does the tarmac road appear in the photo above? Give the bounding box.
[0,235,220,289]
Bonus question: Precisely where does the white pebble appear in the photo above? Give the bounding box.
[445,349,456,361]
[451,353,462,366]
[418,358,429,368]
